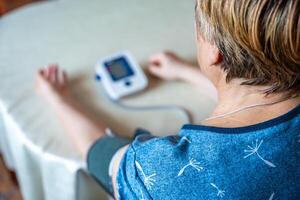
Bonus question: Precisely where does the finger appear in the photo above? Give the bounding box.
[49,65,58,83]
[148,53,164,64]
[44,66,50,80]
[148,57,162,67]
[46,64,59,81]
[150,59,162,67]
[57,69,63,86]
[164,51,178,59]
[61,70,68,85]
[37,69,44,77]
[36,69,45,86]
[48,63,59,68]
[53,67,59,83]
[164,51,175,57]
[148,64,161,76]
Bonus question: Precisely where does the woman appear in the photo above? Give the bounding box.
[35,0,300,199]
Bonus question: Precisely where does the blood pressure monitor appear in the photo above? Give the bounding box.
[95,51,148,100]
[95,51,192,124]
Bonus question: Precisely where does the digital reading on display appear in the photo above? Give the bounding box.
[104,57,135,81]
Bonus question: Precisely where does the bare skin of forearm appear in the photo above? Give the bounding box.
[178,65,218,101]
[36,65,109,160]
[148,52,218,101]
[50,96,107,159]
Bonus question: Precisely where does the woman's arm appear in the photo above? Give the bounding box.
[177,65,218,100]
[48,96,107,159]
[36,65,107,159]
[148,52,218,101]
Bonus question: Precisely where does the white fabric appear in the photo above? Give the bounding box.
[0,0,216,200]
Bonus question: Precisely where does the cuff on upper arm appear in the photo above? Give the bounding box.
[87,136,131,196]
[86,128,153,196]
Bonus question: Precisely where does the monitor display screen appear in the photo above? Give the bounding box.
[104,57,135,81]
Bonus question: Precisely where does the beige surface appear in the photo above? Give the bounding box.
[0,0,216,199]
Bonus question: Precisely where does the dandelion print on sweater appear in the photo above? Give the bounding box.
[182,136,191,144]
[210,183,225,198]
[135,161,156,190]
[177,158,204,176]
[244,139,276,168]
[140,189,146,200]
[268,193,275,200]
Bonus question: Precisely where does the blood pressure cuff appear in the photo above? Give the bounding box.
[87,128,151,197]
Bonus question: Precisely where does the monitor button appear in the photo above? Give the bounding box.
[125,81,132,87]
[95,74,101,81]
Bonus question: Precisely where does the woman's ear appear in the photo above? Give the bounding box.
[209,44,223,67]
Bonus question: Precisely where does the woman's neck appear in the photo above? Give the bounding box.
[202,79,300,127]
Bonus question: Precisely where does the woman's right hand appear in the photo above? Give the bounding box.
[147,52,194,81]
